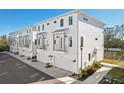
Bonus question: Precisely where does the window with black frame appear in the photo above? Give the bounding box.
[60,19,64,27]
[69,16,73,25]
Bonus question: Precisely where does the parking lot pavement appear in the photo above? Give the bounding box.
[0,53,56,84]
[7,52,72,79]
[4,52,83,84]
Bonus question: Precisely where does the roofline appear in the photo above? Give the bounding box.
[9,25,36,35]
[79,10,106,25]
[36,9,105,26]
[9,9,105,35]
[36,9,80,25]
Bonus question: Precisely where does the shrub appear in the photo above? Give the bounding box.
[79,61,102,79]
[79,69,88,78]
[45,63,53,68]
[0,44,10,52]
[27,57,31,60]
[32,55,37,59]
[0,45,5,51]
[92,60,102,69]
[31,55,37,62]
[86,65,96,75]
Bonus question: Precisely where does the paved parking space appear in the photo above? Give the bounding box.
[7,52,72,79]
[0,53,57,84]
[4,52,82,84]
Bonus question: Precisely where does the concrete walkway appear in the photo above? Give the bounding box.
[5,52,81,84]
[82,66,112,84]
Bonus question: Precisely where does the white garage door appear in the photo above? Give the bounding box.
[54,55,73,72]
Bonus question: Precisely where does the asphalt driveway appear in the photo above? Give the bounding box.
[0,53,55,84]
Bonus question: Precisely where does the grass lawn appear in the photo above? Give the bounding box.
[102,59,124,66]
[99,68,124,84]
[108,68,124,83]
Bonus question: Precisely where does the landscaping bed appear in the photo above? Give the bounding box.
[99,68,124,84]
[70,61,102,81]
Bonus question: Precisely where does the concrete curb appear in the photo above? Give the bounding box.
[101,62,124,69]
[81,66,112,84]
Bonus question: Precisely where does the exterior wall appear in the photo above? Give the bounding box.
[18,26,37,58]
[78,18,104,71]
[36,11,79,73]
[9,32,19,53]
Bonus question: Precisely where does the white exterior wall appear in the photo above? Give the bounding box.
[78,18,104,70]
[9,32,19,53]
[18,27,37,58]
[36,11,79,73]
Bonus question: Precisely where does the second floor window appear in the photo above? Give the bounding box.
[60,19,64,27]
[38,26,40,31]
[69,16,73,25]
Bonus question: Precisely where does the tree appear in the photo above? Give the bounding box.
[104,24,124,50]
[104,27,115,51]
[0,34,9,51]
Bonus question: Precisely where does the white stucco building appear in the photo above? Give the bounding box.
[9,26,37,58]
[9,10,104,74]
[18,26,37,58]
[9,31,19,53]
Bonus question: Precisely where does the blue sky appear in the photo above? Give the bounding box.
[0,9,124,36]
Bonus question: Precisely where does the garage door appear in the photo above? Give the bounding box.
[54,55,73,72]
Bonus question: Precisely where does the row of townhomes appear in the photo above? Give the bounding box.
[9,10,105,74]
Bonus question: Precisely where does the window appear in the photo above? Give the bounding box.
[69,36,72,47]
[60,19,64,27]
[42,24,44,31]
[37,34,47,49]
[53,21,57,23]
[88,53,91,61]
[27,30,29,34]
[54,40,56,44]
[80,37,83,47]
[38,38,41,45]
[38,26,40,31]
[53,33,66,52]
[35,39,37,45]
[47,23,50,25]
[69,16,73,25]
